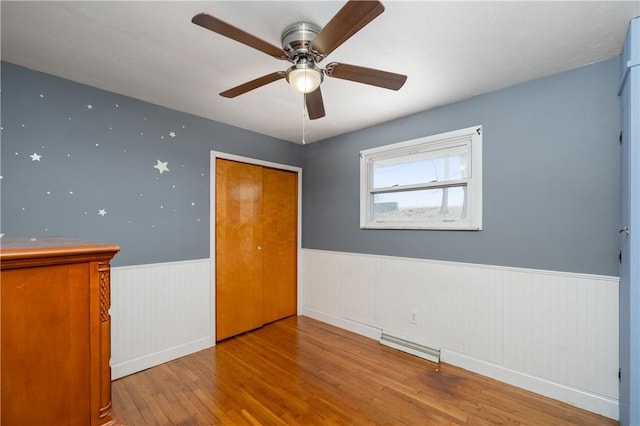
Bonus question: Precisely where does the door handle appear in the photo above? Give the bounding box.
[619,227,630,235]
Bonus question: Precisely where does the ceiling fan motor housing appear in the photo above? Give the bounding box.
[282,22,324,92]
[281,22,322,62]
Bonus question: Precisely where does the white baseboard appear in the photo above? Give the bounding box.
[112,336,213,380]
[441,349,619,421]
[302,308,382,341]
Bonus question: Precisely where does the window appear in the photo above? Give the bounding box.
[360,125,482,230]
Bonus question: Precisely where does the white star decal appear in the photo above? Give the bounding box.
[154,159,170,174]
[87,104,93,110]
[169,131,176,138]
[30,153,42,161]
[98,209,107,216]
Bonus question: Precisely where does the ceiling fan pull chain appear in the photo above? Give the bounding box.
[302,93,307,144]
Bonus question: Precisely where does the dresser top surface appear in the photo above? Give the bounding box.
[1,237,120,266]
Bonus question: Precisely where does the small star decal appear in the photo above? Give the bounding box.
[98,209,107,216]
[30,153,42,161]
[169,131,176,138]
[87,104,93,110]
[154,159,170,174]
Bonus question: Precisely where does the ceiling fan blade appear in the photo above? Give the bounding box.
[220,72,286,98]
[325,62,407,90]
[305,87,326,120]
[192,13,288,60]
[311,0,384,56]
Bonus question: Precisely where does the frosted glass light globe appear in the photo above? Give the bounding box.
[287,67,322,94]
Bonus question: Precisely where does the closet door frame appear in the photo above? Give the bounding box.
[209,151,302,343]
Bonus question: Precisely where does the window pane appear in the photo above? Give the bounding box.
[372,186,467,222]
[372,146,469,189]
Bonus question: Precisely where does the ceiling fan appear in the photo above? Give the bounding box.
[192,0,407,120]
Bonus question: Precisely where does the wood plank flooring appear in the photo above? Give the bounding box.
[112,316,616,425]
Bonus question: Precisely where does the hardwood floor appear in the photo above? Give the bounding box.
[112,316,616,425]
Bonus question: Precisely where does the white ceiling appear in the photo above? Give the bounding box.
[2,1,638,144]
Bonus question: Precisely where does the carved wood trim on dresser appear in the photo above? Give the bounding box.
[1,237,120,426]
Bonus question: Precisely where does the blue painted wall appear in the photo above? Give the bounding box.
[302,58,621,276]
[0,62,304,266]
[1,59,622,277]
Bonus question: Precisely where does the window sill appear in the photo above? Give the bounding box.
[361,222,482,231]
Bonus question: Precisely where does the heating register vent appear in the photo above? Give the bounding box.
[380,332,440,363]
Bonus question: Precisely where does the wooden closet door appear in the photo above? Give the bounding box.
[262,167,298,324]
[215,159,264,341]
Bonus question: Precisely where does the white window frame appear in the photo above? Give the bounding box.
[360,125,482,230]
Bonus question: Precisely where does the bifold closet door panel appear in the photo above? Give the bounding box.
[262,167,298,324]
[215,159,264,341]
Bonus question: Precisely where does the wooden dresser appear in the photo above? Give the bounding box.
[1,237,120,426]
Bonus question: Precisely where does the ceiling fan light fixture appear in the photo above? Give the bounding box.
[193,1,406,121]
[286,62,323,94]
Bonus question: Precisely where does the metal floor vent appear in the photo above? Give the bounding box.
[380,332,440,364]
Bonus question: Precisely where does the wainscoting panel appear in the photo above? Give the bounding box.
[301,249,619,419]
[111,259,213,379]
